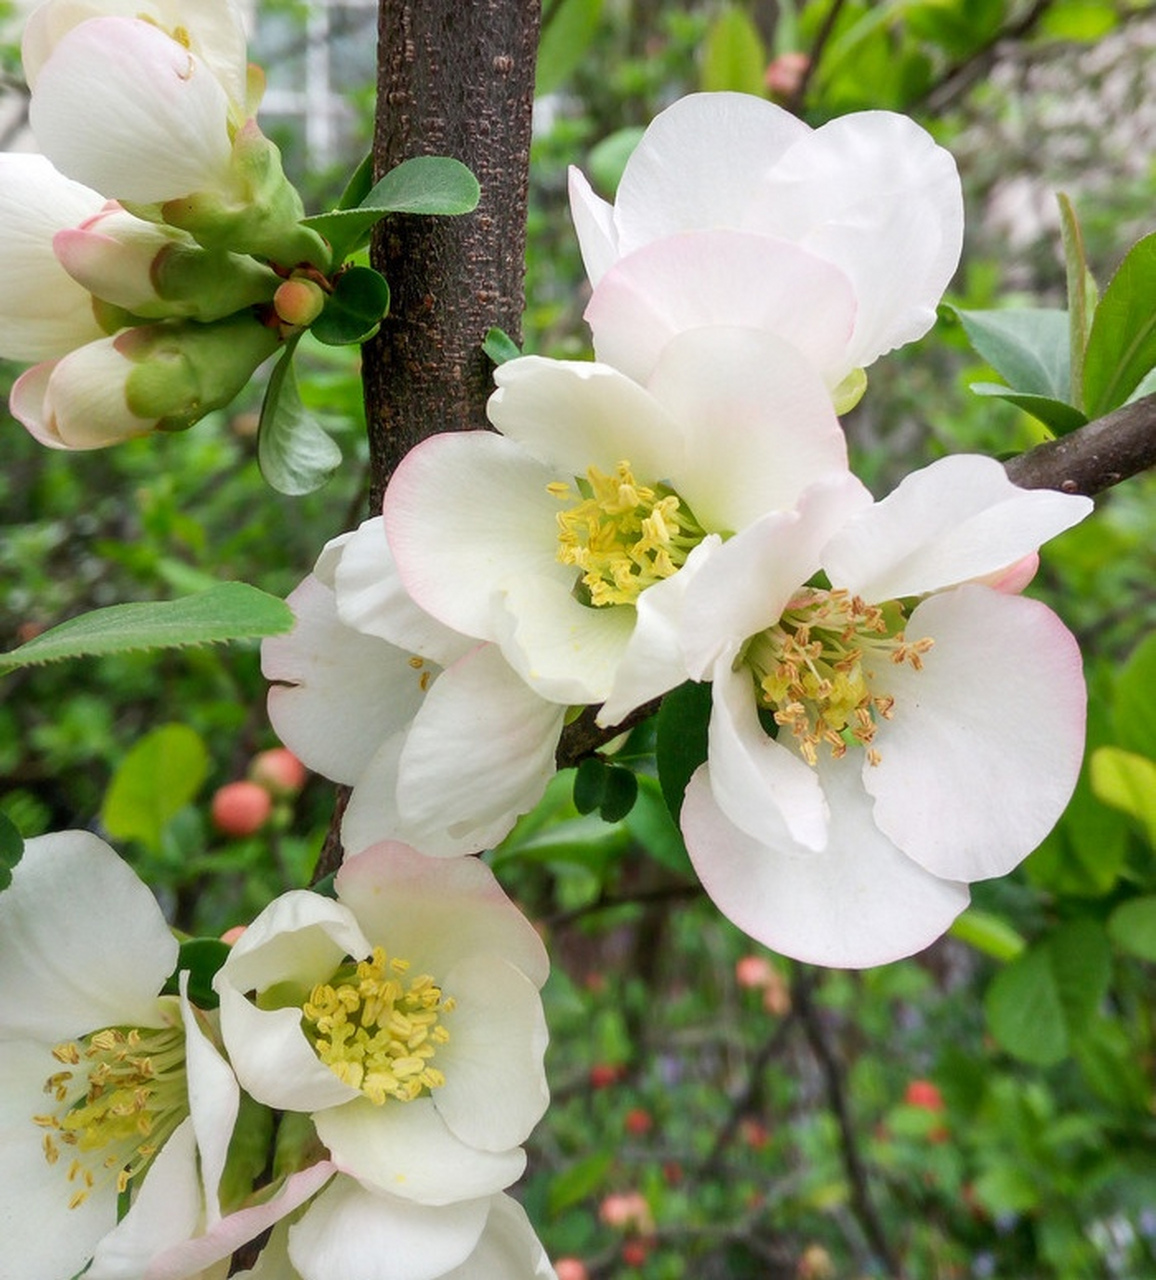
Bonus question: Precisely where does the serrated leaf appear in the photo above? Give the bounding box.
[0,583,292,674]
[968,383,1087,435]
[1083,232,1156,417]
[257,343,342,496]
[1108,897,1156,962]
[536,0,604,95]
[101,724,209,853]
[311,266,390,346]
[984,919,1111,1065]
[0,811,23,892]
[955,307,1072,398]
[302,156,480,262]
[1090,746,1156,848]
[483,326,522,365]
[702,5,768,95]
[655,680,713,819]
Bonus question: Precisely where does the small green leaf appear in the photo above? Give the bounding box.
[655,680,713,819]
[547,1151,615,1217]
[336,151,375,212]
[1113,632,1156,758]
[101,724,210,854]
[598,766,638,824]
[586,127,645,197]
[1090,746,1156,848]
[949,909,1025,962]
[257,342,343,496]
[311,266,391,346]
[573,758,607,815]
[483,326,522,365]
[1083,232,1156,417]
[536,0,604,95]
[702,5,768,95]
[0,811,24,892]
[1108,896,1156,962]
[984,919,1112,1065]
[955,307,1072,399]
[1057,193,1091,409]
[0,583,292,674]
[161,938,232,1008]
[968,383,1087,436]
[625,775,694,875]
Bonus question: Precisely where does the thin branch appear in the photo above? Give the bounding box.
[555,696,662,770]
[702,1017,794,1174]
[787,0,847,117]
[1004,393,1156,496]
[544,880,701,929]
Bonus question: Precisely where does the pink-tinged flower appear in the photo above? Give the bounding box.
[262,518,566,858]
[11,311,281,450]
[0,153,107,363]
[0,831,240,1280]
[674,456,1092,968]
[571,93,963,394]
[384,326,849,723]
[214,843,550,1207]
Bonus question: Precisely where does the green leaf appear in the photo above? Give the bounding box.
[1108,896,1156,962]
[984,919,1112,1066]
[955,307,1072,399]
[586,127,644,197]
[968,383,1087,436]
[573,757,607,815]
[1083,232,1156,417]
[625,774,694,875]
[335,151,375,212]
[702,5,768,95]
[101,724,210,853]
[0,811,24,892]
[536,0,604,95]
[257,342,342,496]
[598,766,638,824]
[949,909,1025,962]
[1057,193,1091,409]
[1073,1014,1150,1110]
[161,937,232,1008]
[483,326,522,365]
[655,680,713,820]
[0,583,292,674]
[1090,746,1156,848]
[1114,632,1156,758]
[303,156,481,262]
[548,1151,615,1217]
[311,266,391,346]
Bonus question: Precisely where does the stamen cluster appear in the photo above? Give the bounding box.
[746,588,933,766]
[302,945,454,1104]
[550,460,705,606]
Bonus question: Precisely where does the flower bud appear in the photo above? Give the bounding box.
[273,277,327,328]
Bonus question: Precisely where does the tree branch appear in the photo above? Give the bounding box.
[1003,393,1156,496]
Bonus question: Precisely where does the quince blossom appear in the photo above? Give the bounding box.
[384,326,849,722]
[571,92,963,397]
[214,842,550,1215]
[262,517,566,857]
[672,457,1092,968]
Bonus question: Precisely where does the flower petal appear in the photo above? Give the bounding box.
[314,1097,525,1204]
[822,454,1093,602]
[433,955,550,1152]
[864,585,1086,881]
[681,762,969,967]
[0,830,177,1041]
[567,165,619,287]
[180,975,239,1227]
[288,1178,489,1280]
[440,1195,557,1280]
[586,232,858,389]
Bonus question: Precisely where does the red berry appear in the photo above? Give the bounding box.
[904,1080,945,1111]
[624,1107,653,1136]
[621,1240,650,1268]
[211,781,272,837]
[589,1063,620,1089]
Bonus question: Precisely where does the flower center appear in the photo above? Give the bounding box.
[301,946,454,1104]
[744,588,933,766]
[34,1024,188,1209]
[549,460,706,607]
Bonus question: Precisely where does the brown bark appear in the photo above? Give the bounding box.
[362,0,541,512]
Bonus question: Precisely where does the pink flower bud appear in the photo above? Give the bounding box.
[211,781,273,837]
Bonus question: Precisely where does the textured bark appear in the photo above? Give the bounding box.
[363,0,541,511]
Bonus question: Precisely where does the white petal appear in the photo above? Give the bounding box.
[0,1039,118,1280]
[433,955,549,1152]
[489,355,686,482]
[704,663,829,853]
[384,431,562,642]
[333,517,473,667]
[336,844,550,989]
[180,975,238,1226]
[864,585,1086,880]
[288,1179,488,1280]
[822,454,1094,602]
[31,18,236,203]
[396,645,565,856]
[612,92,809,255]
[263,574,425,785]
[646,326,852,531]
[567,165,619,287]
[682,762,969,968]
[314,1097,525,1204]
[587,232,858,389]
[0,830,177,1041]
[339,731,409,858]
[440,1195,557,1280]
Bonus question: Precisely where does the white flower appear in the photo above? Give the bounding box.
[384,326,849,722]
[0,831,236,1280]
[262,517,566,858]
[0,153,107,363]
[214,842,550,1208]
[673,456,1092,968]
[571,92,963,392]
